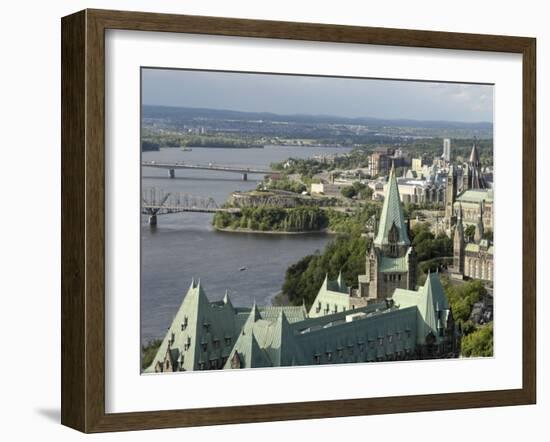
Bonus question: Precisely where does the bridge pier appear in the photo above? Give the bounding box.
[148,214,157,227]
[168,169,175,179]
[241,173,248,181]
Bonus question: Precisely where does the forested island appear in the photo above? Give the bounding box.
[213,207,333,233]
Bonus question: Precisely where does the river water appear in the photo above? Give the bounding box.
[141,145,351,343]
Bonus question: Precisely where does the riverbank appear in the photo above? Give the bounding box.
[214,226,336,235]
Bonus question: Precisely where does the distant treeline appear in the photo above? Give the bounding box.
[141,134,263,150]
[141,140,160,151]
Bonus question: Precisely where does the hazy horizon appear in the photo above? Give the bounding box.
[142,68,494,124]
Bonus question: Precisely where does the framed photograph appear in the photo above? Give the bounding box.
[61,9,536,433]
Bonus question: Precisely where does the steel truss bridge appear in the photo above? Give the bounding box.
[142,188,239,226]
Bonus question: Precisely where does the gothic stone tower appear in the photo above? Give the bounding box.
[453,203,465,273]
[464,139,487,191]
[361,165,417,300]
[445,165,457,233]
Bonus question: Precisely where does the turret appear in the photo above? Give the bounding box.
[453,203,465,273]
[474,202,484,243]
[445,166,457,221]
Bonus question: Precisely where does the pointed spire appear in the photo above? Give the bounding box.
[474,203,484,243]
[248,300,261,322]
[321,273,329,290]
[469,137,480,164]
[374,164,410,246]
[223,289,233,307]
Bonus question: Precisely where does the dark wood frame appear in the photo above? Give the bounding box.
[61,8,536,433]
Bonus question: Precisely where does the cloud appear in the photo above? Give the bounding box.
[142,69,493,123]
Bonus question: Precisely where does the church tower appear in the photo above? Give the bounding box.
[373,165,411,255]
[466,139,487,190]
[453,203,465,273]
[359,164,416,300]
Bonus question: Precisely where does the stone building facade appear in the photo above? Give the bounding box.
[445,141,493,235]
[451,203,494,282]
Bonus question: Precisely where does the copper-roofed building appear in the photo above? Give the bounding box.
[144,272,460,372]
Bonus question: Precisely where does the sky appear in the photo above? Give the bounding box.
[142,68,493,123]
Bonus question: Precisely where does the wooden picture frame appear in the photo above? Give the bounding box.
[61,8,536,433]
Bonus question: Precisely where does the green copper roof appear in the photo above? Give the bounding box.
[379,255,409,273]
[259,305,307,323]
[144,279,238,373]
[456,189,493,203]
[308,274,351,317]
[392,272,452,344]
[374,166,410,247]
[148,271,458,372]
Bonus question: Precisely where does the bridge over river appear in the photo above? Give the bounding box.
[142,188,240,226]
[142,160,273,181]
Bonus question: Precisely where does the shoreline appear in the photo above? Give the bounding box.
[213,226,336,235]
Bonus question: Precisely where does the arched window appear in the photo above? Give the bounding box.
[388,222,399,256]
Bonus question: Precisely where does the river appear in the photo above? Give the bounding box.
[140,145,351,343]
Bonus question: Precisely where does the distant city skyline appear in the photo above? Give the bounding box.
[142,68,494,123]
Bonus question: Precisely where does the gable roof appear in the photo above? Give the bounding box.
[392,272,452,344]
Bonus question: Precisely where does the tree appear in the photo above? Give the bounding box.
[465,224,476,242]
[340,182,371,200]
[461,323,493,357]
[444,279,487,323]
[340,186,356,199]
[141,339,162,370]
